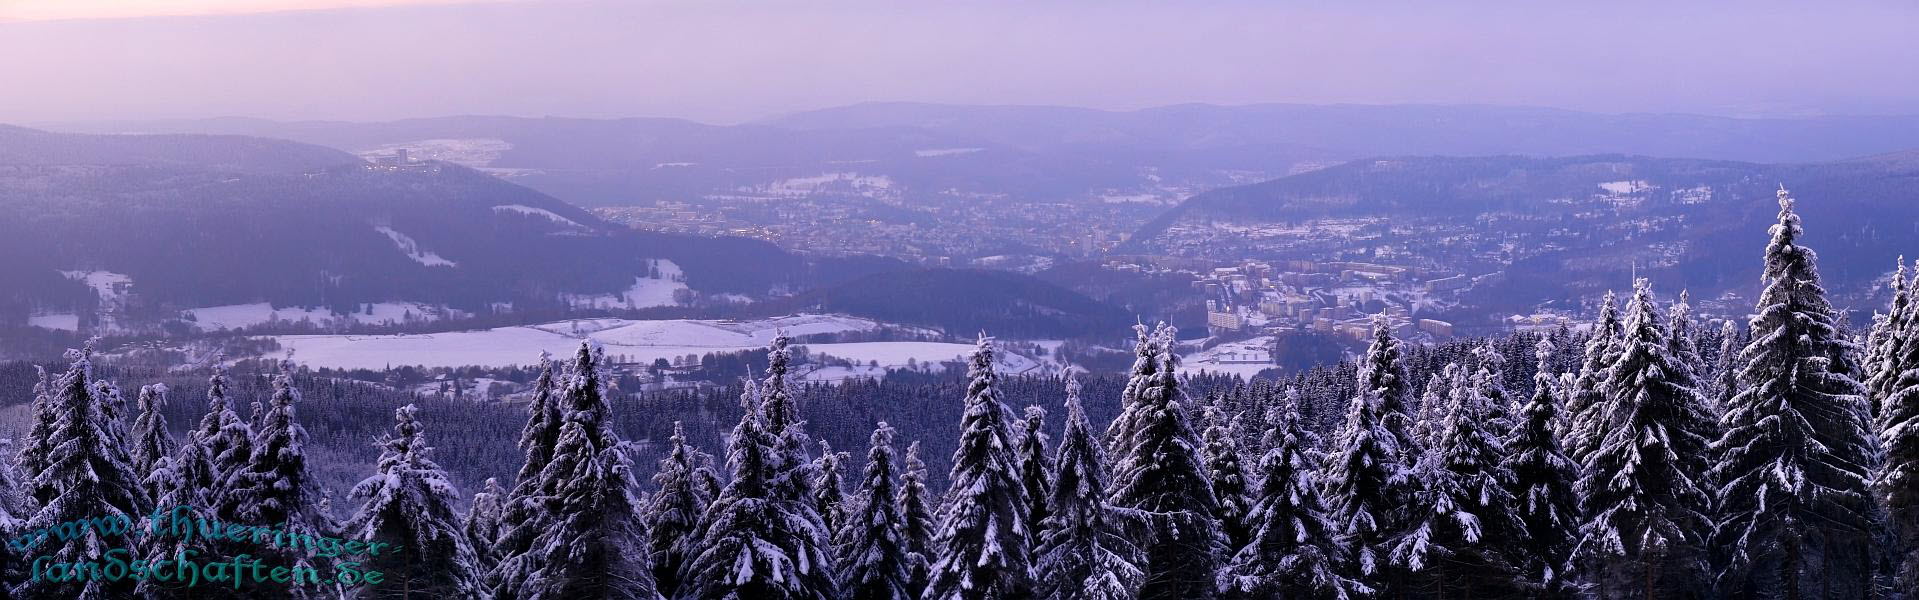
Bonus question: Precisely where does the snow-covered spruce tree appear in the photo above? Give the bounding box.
[1016,404,1056,548]
[751,334,838,593]
[1710,320,1744,416]
[1666,291,1708,389]
[1500,338,1580,598]
[1322,360,1414,595]
[515,352,564,487]
[13,350,148,600]
[1105,323,1163,458]
[490,352,563,580]
[1867,257,1912,420]
[197,363,253,503]
[247,396,266,435]
[500,342,662,600]
[925,336,1034,600]
[682,379,833,600]
[130,383,178,499]
[1564,289,1623,463]
[1392,360,1526,598]
[814,440,851,539]
[1414,371,1447,449]
[1470,341,1516,439]
[1711,188,1880,598]
[93,379,131,452]
[692,447,723,514]
[0,438,30,528]
[464,477,508,571]
[641,421,708,599]
[1359,314,1418,460]
[1884,282,1919,593]
[1574,279,1715,599]
[342,404,488,599]
[220,363,331,600]
[15,366,56,503]
[1035,376,1144,600]
[836,422,912,600]
[1107,325,1227,600]
[1218,388,1363,600]
[763,333,822,505]
[766,334,839,594]
[138,415,231,599]
[1201,404,1254,552]
[896,441,936,599]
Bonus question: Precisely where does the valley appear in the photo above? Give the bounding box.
[9,105,1919,380]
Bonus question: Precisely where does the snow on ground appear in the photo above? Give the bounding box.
[59,270,132,304]
[27,313,79,331]
[753,173,896,199]
[561,260,688,309]
[914,147,984,157]
[271,314,890,370]
[803,341,1045,376]
[274,327,580,370]
[492,205,585,229]
[1181,336,1276,378]
[373,226,456,267]
[407,377,515,400]
[797,365,892,383]
[354,138,511,168]
[1598,180,1648,195]
[186,302,459,331]
[1100,193,1164,204]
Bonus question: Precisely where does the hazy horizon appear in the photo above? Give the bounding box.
[4,0,1918,125]
[33,99,1919,133]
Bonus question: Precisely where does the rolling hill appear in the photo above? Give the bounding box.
[0,127,804,330]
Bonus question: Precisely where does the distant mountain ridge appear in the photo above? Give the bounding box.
[758,102,1919,163]
[48,103,1919,213]
[0,124,358,173]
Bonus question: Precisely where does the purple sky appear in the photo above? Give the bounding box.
[3,0,1916,124]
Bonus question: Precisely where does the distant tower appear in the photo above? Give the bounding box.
[395,148,410,164]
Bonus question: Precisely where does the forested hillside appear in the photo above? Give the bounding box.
[779,268,1136,339]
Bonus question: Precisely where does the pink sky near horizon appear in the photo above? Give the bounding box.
[2,0,1915,124]
[0,0,495,22]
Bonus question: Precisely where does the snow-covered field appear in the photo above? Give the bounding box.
[185,302,459,331]
[354,138,511,168]
[492,204,586,229]
[60,270,132,303]
[267,314,1056,378]
[1598,180,1648,195]
[914,147,983,157]
[1181,336,1277,378]
[25,271,130,332]
[270,314,899,369]
[749,172,897,200]
[561,260,688,310]
[373,226,456,267]
[1100,192,1164,204]
[27,313,79,331]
